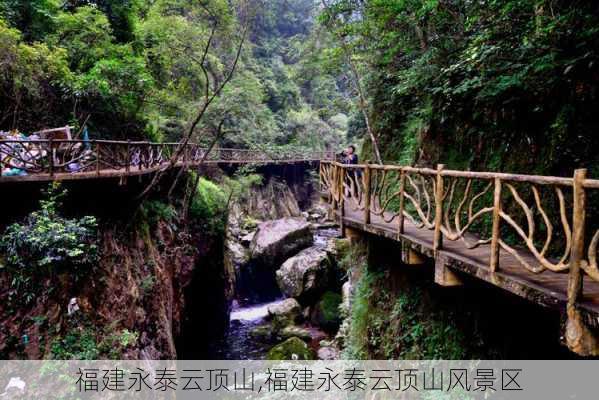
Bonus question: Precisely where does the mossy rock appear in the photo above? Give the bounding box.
[279,325,312,342]
[267,337,315,360]
[249,324,274,340]
[312,291,342,332]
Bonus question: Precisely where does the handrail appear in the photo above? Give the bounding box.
[320,160,599,305]
[0,139,335,179]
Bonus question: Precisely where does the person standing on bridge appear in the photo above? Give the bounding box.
[343,145,358,165]
[341,145,360,197]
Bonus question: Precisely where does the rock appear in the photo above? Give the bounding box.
[267,337,315,360]
[311,291,342,333]
[340,281,352,318]
[317,346,340,360]
[225,239,248,267]
[279,325,313,342]
[267,298,302,329]
[275,247,331,305]
[240,232,255,247]
[249,324,274,340]
[250,218,313,269]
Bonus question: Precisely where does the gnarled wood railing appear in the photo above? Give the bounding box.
[0,139,334,180]
[320,161,599,304]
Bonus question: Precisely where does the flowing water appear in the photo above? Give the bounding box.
[210,226,341,359]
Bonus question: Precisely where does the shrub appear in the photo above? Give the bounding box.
[0,183,99,302]
[189,176,228,235]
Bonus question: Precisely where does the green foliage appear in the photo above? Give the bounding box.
[267,337,315,360]
[51,325,139,360]
[189,175,228,235]
[0,183,99,303]
[314,291,342,332]
[50,327,100,360]
[321,1,599,176]
[344,266,468,360]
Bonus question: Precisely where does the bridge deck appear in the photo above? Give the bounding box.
[340,203,599,325]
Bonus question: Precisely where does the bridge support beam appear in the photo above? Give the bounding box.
[343,226,365,245]
[434,254,464,287]
[401,242,426,266]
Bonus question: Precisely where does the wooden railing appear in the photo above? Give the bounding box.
[320,161,599,304]
[0,139,334,179]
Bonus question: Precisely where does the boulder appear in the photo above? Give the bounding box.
[267,337,315,360]
[275,247,331,305]
[240,232,255,247]
[250,218,313,269]
[340,281,353,318]
[249,324,274,340]
[317,346,340,360]
[279,325,313,342]
[267,298,302,330]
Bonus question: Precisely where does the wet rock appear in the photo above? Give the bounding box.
[279,325,313,342]
[240,232,255,247]
[340,281,352,318]
[249,324,274,340]
[267,337,315,360]
[267,298,302,329]
[275,247,331,305]
[317,346,340,360]
[250,218,313,269]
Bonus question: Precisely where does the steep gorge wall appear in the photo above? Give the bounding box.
[0,176,231,360]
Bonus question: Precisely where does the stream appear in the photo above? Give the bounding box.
[209,226,340,360]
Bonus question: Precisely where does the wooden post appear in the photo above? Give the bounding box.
[95,141,101,176]
[364,164,371,225]
[339,166,345,236]
[433,164,445,255]
[398,169,406,235]
[48,138,54,178]
[568,168,587,306]
[565,168,599,356]
[125,140,131,174]
[490,177,502,272]
[332,165,338,211]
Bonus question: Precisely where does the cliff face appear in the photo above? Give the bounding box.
[0,197,230,360]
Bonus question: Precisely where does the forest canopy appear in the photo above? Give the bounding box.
[1,0,598,175]
[0,0,350,152]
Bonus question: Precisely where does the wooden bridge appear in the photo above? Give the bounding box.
[319,161,599,356]
[0,139,334,182]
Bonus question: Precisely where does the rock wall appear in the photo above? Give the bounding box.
[0,187,230,360]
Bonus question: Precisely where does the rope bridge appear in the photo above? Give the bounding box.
[0,139,335,182]
[320,160,599,355]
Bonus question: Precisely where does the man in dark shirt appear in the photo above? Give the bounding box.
[341,145,360,197]
[344,145,358,165]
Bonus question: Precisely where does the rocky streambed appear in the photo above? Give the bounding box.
[215,207,346,360]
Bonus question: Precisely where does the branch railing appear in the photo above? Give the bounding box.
[320,160,599,304]
[0,139,335,178]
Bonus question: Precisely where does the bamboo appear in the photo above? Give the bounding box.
[433,164,445,254]
[568,169,587,306]
[490,177,502,272]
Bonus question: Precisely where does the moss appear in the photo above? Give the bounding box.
[343,267,471,360]
[313,291,342,332]
[267,337,315,360]
[189,176,228,235]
